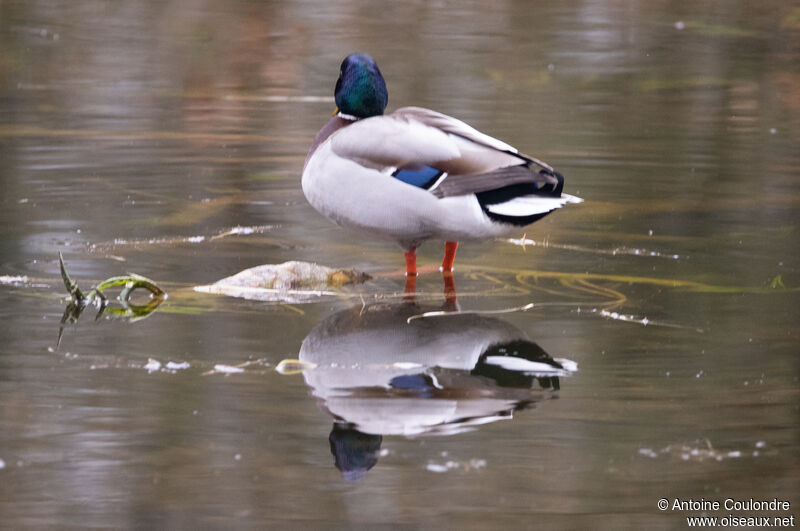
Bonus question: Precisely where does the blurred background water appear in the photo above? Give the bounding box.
[0,0,798,528]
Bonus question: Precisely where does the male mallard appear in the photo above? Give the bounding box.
[302,53,581,278]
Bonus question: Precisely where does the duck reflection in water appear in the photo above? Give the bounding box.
[296,300,577,480]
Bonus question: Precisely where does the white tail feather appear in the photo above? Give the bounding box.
[486,193,583,217]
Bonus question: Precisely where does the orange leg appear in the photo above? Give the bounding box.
[404,274,417,300]
[404,247,418,276]
[442,271,456,302]
[403,247,417,300]
[440,241,458,272]
[442,271,457,307]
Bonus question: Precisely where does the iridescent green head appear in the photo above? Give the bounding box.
[334,54,388,119]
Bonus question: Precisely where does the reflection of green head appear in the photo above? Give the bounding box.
[329,423,383,481]
[334,54,389,118]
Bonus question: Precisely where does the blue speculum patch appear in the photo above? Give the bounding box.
[392,166,443,189]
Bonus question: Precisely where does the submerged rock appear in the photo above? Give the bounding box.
[194,261,370,302]
[209,261,370,290]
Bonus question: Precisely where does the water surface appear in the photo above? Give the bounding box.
[1,0,798,528]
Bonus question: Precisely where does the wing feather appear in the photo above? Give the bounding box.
[391,107,519,153]
[330,115,460,170]
[328,107,562,199]
[430,166,558,198]
[392,107,554,173]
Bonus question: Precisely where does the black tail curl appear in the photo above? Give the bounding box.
[475,169,566,226]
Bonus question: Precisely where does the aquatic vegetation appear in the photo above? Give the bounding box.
[57,252,167,345]
[769,275,785,289]
[59,252,166,305]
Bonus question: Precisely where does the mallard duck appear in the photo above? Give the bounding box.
[302,53,581,278]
